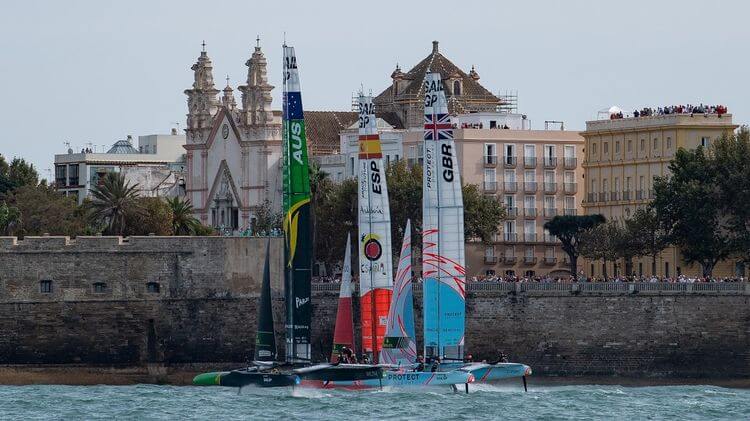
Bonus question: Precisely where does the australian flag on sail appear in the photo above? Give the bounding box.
[424,113,453,141]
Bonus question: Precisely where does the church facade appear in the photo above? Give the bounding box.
[183,44,282,232]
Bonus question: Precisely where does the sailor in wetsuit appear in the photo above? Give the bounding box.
[362,354,370,365]
[430,356,441,372]
[414,355,425,372]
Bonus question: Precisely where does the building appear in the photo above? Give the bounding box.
[581,109,741,278]
[183,43,282,233]
[54,132,186,204]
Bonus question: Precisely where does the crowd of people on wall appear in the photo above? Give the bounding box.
[453,122,512,129]
[610,104,728,120]
[470,274,746,283]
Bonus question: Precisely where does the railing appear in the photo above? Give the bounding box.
[504,182,518,192]
[543,157,557,168]
[564,182,577,194]
[610,191,620,201]
[598,192,609,202]
[523,156,537,168]
[503,256,517,264]
[523,233,537,242]
[524,208,537,218]
[544,208,557,218]
[622,190,631,201]
[564,208,577,216]
[543,257,557,265]
[484,155,498,167]
[505,207,518,218]
[503,156,517,168]
[312,282,749,295]
[543,234,558,243]
[587,192,595,202]
[484,255,498,264]
[543,182,557,193]
[524,182,537,193]
[523,256,537,264]
[563,157,577,169]
[504,233,517,242]
[636,190,645,200]
[483,181,498,192]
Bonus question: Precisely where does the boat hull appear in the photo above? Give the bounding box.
[447,362,532,382]
[318,370,473,389]
[192,369,299,388]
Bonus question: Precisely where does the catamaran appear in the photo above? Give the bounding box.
[193,45,383,389]
[421,71,531,388]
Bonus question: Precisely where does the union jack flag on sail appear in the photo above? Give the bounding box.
[423,113,453,141]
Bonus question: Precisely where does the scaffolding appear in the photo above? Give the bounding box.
[497,89,518,113]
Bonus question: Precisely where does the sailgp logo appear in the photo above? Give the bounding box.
[295,296,309,308]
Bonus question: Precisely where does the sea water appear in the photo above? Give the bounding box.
[0,383,748,420]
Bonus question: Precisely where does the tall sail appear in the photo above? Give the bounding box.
[357,93,394,363]
[254,239,276,362]
[379,219,416,366]
[282,45,312,363]
[330,234,355,362]
[422,72,466,361]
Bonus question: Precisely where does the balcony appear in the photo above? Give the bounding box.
[504,233,518,242]
[523,256,537,265]
[563,182,577,194]
[503,255,517,264]
[503,156,517,168]
[636,189,645,200]
[610,191,620,201]
[649,189,655,199]
[622,190,632,201]
[564,208,577,216]
[543,182,557,193]
[524,208,537,218]
[543,156,557,168]
[587,192,596,202]
[504,181,518,192]
[505,207,518,218]
[544,208,557,218]
[523,182,537,193]
[563,157,577,169]
[598,192,609,202]
[543,257,557,265]
[484,255,498,264]
[523,156,537,168]
[523,233,537,242]
[543,234,558,243]
[483,181,498,192]
[484,155,498,168]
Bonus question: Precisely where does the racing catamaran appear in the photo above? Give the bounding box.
[330,234,355,362]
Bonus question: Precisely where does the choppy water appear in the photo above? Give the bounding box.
[1,383,748,420]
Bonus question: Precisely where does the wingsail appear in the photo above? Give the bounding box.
[330,234,355,362]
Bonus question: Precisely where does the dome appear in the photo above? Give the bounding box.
[107,136,139,154]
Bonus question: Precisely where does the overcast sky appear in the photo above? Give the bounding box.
[1,0,748,176]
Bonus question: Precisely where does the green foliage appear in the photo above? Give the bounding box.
[386,160,423,250]
[89,172,142,235]
[6,184,87,236]
[0,202,21,235]
[463,183,505,244]
[251,199,282,236]
[313,177,358,267]
[580,220,625,278]
[125,197,173,236]
[168,196,202,235]
[544,214,606,277]
[8,158,38,189]
[627,206,671,275]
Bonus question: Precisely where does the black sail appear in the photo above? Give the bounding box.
[254,240,276,362]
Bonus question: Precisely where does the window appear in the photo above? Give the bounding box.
[639,175,645,190]
[544,145,554,159]
[653,138,658,150]
[602,178,608,192]
[146,282,161,293]
[591,142,597,154]
[484,143,496,157]
[40,280,52,294]
[545,246,555,259]
[93,282,106,293]
[524,170,535,182]
[666,137,672,150]
[544,170,554,184]
[565,196,575,210]
[55,165,67,186]
[386,155,391,167]
[640,139,645,151]
[504,169,516,182]
[524,246,534,258]
[524,195,535,210]
[453,80,461,96]
[665,262,670,278]
[350,157,355,176]
[504,195,515,208]
[524,270,535,277]
[544,195,555,210]
[564,171,574,184]
[615,141,620,153]
[484,168,496,183]
[627,139,632,152]
[701,136,710,148]
[603,142,608,154]
[591,178,596,192]
[505,144,515,158]
[524,220,536,239]
[68,164,79,186]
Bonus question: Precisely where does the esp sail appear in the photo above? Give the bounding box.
[379,219,416,366]
[282,45,312,363]
[254,239,277,362]
[330,233,355,362]
[357,93,394,363]
[421,72,466,362]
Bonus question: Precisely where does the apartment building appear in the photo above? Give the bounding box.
[405,126,585,278]
[581,111,741,278]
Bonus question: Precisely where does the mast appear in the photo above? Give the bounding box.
[379,219,417,366]
[421,72,466,362]
[282,44,312,364]
[357,93,394,363]
[330,234,355,362]
[254,239,276,362]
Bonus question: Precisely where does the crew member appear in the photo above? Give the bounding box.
[415,355,425,372]
[430,356,441,372]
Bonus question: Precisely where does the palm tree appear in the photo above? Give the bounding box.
[89,172,141,235]
[168,196,200,235]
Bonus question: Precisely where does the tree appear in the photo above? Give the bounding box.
[7,184,87,236]
[125,197,173,236]
[8,158,38,189]
[0,202,20,235]
[89,172,142,235]
[386,160,423,250]
[463,183,505,244]
[544,214,606,278]
[313,178,358,268]
[652,147,736,277]
[0,154,12,195]
[251,199,282,236]
[309,161,329,257]
[580,221,628,279]
[167,196,202,235]
[627,207,670,276]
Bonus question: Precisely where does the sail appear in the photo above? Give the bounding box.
[421,72,466,361]
[379,219,416,366]
[357,94,394,363]
[282,45,312,363]
[330,234,355,362]
[254,239,276,362]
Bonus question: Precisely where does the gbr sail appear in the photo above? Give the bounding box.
[421,72,466,362]
[282,45,312,363]
[330,234,355,362]
[379,219,416,366]
[357,94,393,363]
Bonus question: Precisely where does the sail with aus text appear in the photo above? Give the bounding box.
[330,234,355,362]
[379,219,416,366]
[357,93,393,363]
[282,45,312,363]
[422,72,466,362]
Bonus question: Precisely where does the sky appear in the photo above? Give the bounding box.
[1,0,748,176]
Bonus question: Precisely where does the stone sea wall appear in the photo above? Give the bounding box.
[0,236,748,381]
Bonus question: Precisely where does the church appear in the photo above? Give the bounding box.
[183,42,282,232]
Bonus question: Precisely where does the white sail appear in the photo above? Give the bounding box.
[357,94,394,362]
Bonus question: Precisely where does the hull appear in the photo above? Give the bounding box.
[193,369,299,388]
[194,363,383,388]
[440,362,532,382]
[320,369,473,389]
